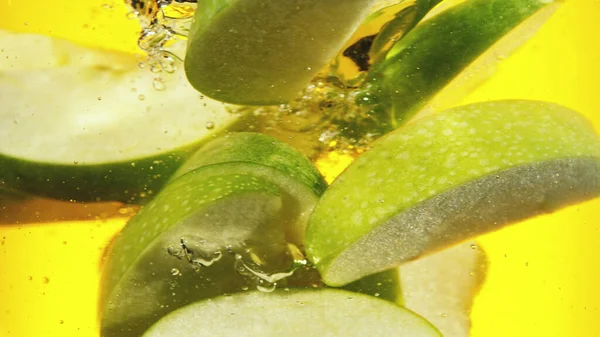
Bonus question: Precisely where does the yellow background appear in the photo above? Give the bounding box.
[0,0,599,336]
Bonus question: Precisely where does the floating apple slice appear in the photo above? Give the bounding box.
[0,31,240,203]
[142,289,442,337]
[306,100,600,286]
[184,0,378,105]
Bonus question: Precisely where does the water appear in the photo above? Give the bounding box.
[1,1,599,336]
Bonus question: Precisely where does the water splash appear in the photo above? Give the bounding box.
[233,76,384,158]
[127,0,196,85]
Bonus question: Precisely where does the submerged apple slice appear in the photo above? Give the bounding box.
[400,241,487,337]
[142,289,441,337]
[0,31,240,203]
[306,100,600,286]
[99,133,327,337]
[184,0,378,105]
[363,0,560,129]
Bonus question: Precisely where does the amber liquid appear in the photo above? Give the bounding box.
[1,1,600,336]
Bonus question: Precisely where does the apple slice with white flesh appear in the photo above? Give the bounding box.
[142,289,442,337]
[99,133,401,337]
[0,30,240,203]
[306,100,600,286]
[400,241,488,337]
[184,0,379,105]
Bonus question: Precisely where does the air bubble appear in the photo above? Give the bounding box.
[256,279,276,293]
[153,77,166,91]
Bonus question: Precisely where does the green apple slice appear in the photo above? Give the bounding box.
[100,173,284,337]
[142,289,442,337]
[363,0,560,129]
[171,132,328,243]
[99,133,328,336]
[0,32,240,203]
[184,0,378,105]
[400,241,487,337]
[306,100,600,286]
[99,133,404,336]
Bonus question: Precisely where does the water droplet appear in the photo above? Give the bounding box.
[138,94,146,101]
[160,55,177,73]
[374,292,380,297]
[153,77,166,91]
[441,313,448,318]
[150,63,163,73]
[205,121,215,130]
[171,268,181,276]
[470,244,477,250]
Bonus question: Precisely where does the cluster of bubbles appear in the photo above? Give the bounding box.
[233,76,384,159]
[167,235,310,293]
[125,0,197,90]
